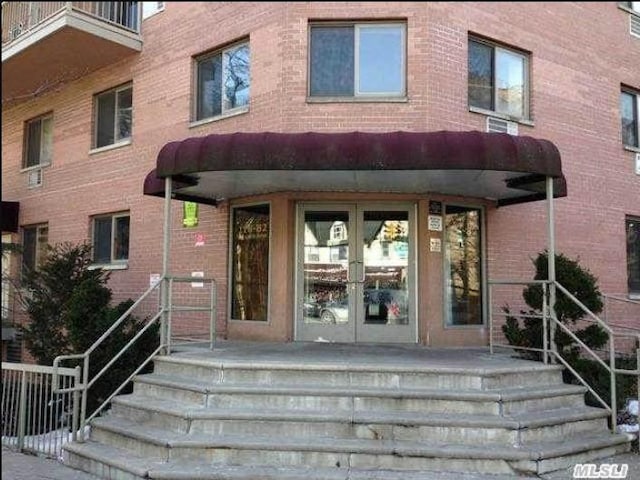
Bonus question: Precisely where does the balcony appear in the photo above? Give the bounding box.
[2,2,143,105]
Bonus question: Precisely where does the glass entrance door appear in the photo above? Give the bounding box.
[296,203,416,343]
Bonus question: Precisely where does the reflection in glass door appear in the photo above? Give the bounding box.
[296,204,415,343]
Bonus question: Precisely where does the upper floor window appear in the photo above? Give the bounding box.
[620,2,640,13]
[468,37,529,120]
[621,89,639,148]
[22,224,48,276]
[23,113,52,169]
[195,41,250,121]
[627,216,640,296]
[309,22,406,98]
[142,1,164,19]
[94,84,132,149]
[92,212,130,265]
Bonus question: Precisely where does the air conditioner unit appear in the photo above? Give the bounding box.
[27,168,43,188]
[631,15,640,38]
[486,116,518,135]
[635,153,640,175]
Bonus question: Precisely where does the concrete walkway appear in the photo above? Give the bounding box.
[3,446,637,480]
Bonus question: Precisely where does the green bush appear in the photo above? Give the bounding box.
[20,242,159,416]
[501,251,608,363]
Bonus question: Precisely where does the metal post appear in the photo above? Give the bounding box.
[543,284,548,364]
[488,284,494,354]
[546,177,557,362]
[161,176,173,354]
[17,370,27,452]
[71,366,80,442]
[609,336,617,433]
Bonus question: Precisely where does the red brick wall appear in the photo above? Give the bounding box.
[2,2,639,353]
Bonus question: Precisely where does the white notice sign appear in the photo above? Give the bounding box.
[430,238,442,252]
[428,215,443,231]
[191,271,204,288]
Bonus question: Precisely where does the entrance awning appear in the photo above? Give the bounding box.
[143,131,567,207]
[1,201,20,232]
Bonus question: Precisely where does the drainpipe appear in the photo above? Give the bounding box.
[161,176,173,354]
[546,176,557,362]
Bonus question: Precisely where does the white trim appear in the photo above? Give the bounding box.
[188,106,249,129]
[193,41,250,123]
[88,139,132,155]
[93,83,133,150]
[90,211,130,265]
[88,263,128,271]
[142,2,164,20]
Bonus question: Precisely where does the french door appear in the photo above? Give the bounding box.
[296,203,416,343]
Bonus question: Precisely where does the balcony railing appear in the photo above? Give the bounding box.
[2,2,141,47]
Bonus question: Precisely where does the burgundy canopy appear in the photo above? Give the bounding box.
[144,131,566,206]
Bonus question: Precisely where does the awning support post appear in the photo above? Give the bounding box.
[546,176,557,363]
[161,176,173,355]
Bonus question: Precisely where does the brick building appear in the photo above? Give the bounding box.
[2,2,639,357]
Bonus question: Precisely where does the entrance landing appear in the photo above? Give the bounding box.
[170,341,555,374]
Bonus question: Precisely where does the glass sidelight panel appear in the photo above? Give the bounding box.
[445,205,483,326]
[362,211,409,325]
[231,204,270,321]
[302,211,350,325]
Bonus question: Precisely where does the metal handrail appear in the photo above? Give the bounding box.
[52,275,217,442]
[489,279,640,434]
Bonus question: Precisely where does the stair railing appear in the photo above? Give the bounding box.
[489,279,640,434]
[52,275,217,442]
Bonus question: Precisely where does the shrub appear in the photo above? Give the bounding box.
[20,242,159,417]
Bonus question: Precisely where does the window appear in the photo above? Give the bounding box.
[627,216,640,296]
[23,114,52,168]
[94,84,132,149]
[142,1,164,19]
[230,204,270,321]
[92,213,130,264]
[468,37,529,119]
[195,41,250,121]
[620,2,640,13]
[21,224,48,275]
[621,89,639,148]
[444,206,483,326]
[309,22,406,98]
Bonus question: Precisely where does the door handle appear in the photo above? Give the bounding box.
[347,260,357,284]
[357,260,366,283]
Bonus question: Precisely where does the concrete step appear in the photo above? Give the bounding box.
[132,373,584,415]
[62,441,541,479]
[151,355,565,390]
[108,394,609,445]
[66,418,633,477]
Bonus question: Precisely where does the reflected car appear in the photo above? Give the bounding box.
[319,299,349,324]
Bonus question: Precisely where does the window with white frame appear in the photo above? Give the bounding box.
[628,216,640,296]
[468,37,530,119]
[23,113,53,169]
[94,84,132,149]
[309,22,406,98]
[620,2,640,13]
[92,213,130,264]
[195,41,250,121]
[621,88,639,148]
[21,224,48,276]
[142,1,164,19]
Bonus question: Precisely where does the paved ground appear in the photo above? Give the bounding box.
[2,446,638,480]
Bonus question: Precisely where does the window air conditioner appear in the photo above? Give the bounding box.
[486,117,518,135]
[27,168,43,188]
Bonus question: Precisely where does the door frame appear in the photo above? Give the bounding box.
[294,201,418,343]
